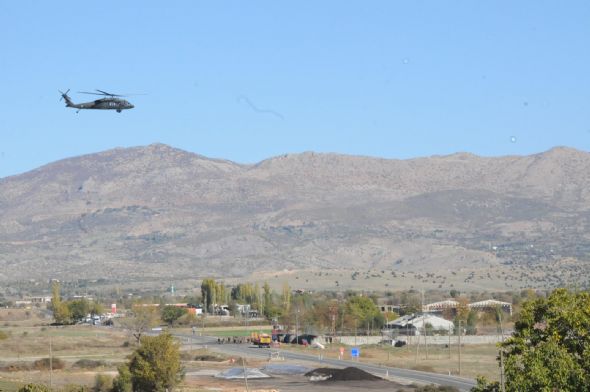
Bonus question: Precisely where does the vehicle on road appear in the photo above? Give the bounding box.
[251,332,272,348]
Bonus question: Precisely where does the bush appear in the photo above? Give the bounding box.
[0,330,9,340]
[61,385,90,392]
[32,357,65,370]
[0,361,31,372]
[73,359,107,369]
[193,354,226,362]
[413,385,459,392]
[93,373,113,392]
[17,384,51,392]
[127,333,183,391]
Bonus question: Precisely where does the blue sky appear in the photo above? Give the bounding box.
[0,1,589,178]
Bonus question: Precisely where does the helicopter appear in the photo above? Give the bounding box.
[59,89,135,113]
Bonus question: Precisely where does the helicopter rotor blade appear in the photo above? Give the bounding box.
[95,89,123,97]
[77,89,147,97]
[78,91,107,96]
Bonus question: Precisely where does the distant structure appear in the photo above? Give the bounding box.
[378,298,513,321]
[422,298,512,316]
[14,296,52,307]
[422,300,460,313]
[383,314,455,336]
[469,299,512,315]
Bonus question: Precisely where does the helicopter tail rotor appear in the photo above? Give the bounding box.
[58,89,70,101]
[59,89,74,106]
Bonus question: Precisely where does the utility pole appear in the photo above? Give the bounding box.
[407,324,410,353]
[424,323,428,360]
[458,320,462,376]
[499,312,506,392]
[49,330,53,389]
[354,319,357,346]
[241,357,250,392]
[415,327,420,365]
[295,308,300,345]
[448,326,451,359]
[340,304,344,340]
[420,289,425,312]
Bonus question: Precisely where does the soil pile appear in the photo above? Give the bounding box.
[305,367,382,382]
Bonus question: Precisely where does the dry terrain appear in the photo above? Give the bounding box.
[0,311,479,391]
[1,144,589,292]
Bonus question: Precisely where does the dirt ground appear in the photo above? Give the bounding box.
[184,372,416,392]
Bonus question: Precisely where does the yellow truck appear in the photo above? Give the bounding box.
[251,332,272,348]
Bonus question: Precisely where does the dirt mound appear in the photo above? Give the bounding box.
[305,367,382,382]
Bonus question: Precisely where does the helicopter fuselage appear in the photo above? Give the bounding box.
[60,90,134,113]
[68,98,134,112]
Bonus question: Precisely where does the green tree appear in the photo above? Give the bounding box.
[470,376,500,392]
[89,302,105,317]
[201,278,217,313]
[112,364,132,392]
[253,282,261,313]
[465,310,478,335]
[68,299,90,323]
[473,288,590,392]
[50,280,71,324]
[120,305,160,344]
[345,295,385,330]
[160,305,186,325]
[127,332,184,392]
[282,282,291,314]
[231,282,260,305]
[93,373,112,392]
[262,281,273,318]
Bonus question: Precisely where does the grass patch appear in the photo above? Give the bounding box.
[0,379,23,392]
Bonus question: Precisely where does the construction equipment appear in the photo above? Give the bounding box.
[251,332,272,348]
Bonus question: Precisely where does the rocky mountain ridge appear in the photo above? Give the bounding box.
[1,144,589,289]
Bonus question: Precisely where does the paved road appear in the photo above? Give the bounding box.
[174,333,476,392]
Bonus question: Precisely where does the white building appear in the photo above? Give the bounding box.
[383,314,455,336]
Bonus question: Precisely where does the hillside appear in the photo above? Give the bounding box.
[1,144,589,290]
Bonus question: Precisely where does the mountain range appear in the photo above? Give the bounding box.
[1,144,589,290]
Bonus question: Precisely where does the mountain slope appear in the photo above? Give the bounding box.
[1,144,589,289]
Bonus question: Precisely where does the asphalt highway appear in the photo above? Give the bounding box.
[174,333,476,392]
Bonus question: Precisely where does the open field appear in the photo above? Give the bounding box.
[0,309,131,390]
[274,343,499,381]
[0,310,491,390]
